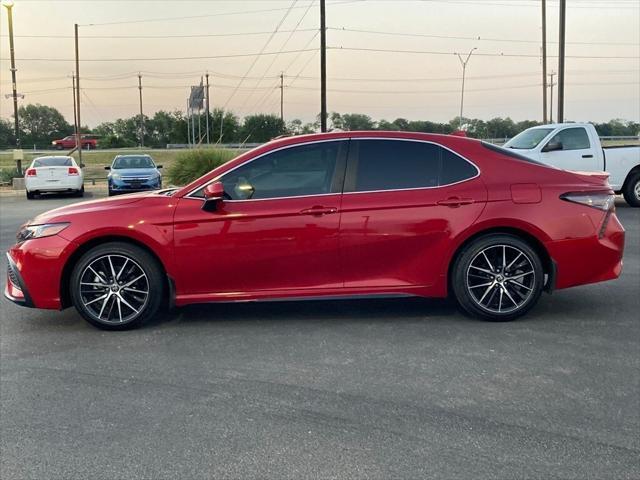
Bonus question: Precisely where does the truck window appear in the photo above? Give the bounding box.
[547,127,591,151]
[506,128,554,149]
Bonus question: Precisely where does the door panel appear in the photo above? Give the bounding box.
[173,195,343,296]
[540,127,598,171]
[340,181,487,288]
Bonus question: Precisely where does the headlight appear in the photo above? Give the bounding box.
[110,173,121,180]
[17,222,70,242]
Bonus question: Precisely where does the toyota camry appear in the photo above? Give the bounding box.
[5,132,625,330]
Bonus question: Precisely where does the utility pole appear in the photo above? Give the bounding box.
[71,73,78,144]
[320,0,327,132]
[4,0,22,174]
[205,72,210,144]
[557,0,566,123]
[456,47,477,130]
[138,73,144,147]
[74,23,82,166]
[186,98,191,148]
[548,72,556,123]
[280,72,284,124]
[542,0,548,123]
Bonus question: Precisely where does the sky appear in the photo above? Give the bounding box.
[0,0,639,128]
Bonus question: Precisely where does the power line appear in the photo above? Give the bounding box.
[2,28,319,40]
[328,46,640,60]
[329,27,640,47]
[80,0,362,27]
[0,48,319,63]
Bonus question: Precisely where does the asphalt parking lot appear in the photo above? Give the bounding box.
[1,192,638,479]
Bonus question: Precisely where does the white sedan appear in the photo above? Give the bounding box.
[24,156,84,199]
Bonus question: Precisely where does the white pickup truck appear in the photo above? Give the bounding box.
[503,123,640,207]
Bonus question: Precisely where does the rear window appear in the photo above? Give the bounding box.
[33,157,72,167]
[481,142,551,167]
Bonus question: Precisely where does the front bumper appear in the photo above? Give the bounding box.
[109,178,161,193]
[4,235,76,310]
[4,253,34,307]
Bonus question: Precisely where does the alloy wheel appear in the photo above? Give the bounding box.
[78,254,149,324]
[465,244,536,314]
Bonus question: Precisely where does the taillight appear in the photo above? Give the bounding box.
[68,167,79,175]
[26,168,37,177]
[560,191,615,211]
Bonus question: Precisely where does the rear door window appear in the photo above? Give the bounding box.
[347,139,477,192]
[33,157,72,167]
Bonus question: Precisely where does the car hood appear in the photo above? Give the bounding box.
[110,168,160,176]
[30,192,151,225]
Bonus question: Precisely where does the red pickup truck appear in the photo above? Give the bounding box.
[51,135,98,150]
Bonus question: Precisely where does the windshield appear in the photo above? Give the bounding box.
[112,156,155,169]
[33,157,72,167]
[506,128,554,150]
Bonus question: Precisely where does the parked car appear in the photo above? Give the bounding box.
[504,123,640,206]
[51,135,98,150]
[106,154,162,196]
[5,132,625,330]
[24,155,84,199]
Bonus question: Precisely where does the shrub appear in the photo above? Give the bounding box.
[0,168,21,185]
[167,148,238,186]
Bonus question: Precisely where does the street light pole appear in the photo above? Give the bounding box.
[542,0,548,123]
[557,0,566,123]
[456,47,477,131]
[320,0,327,132]
[74,23,83,166]
[4,0,22,174]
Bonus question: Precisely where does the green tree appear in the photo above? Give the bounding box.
[210,109,240,143]
[0,118,15,147]
[17,104,73,147]
[240,114,285,143]
[340,113,375,130]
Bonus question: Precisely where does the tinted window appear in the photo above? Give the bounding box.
[547,127,590,151]
[219,141,342,200]
[350,139,476,192]
[113,156,155,169]
[33,157,72,167]
[440,149,478,184]
[352,140,440,191]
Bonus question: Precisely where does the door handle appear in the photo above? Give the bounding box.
[582,154,594,158]
[299,206,338,216]
[437,197,474,207]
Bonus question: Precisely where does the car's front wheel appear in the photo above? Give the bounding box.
[70,242,164,330]
[451,234,544,321]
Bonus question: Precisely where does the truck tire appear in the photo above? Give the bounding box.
[622,172,640,208]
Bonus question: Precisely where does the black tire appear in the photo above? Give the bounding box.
[108,189,115,197]
[70,242,164,330]
[26,190,35,199]
[451,234,544,322]
[76,185,85,197]
[622,171,640,208]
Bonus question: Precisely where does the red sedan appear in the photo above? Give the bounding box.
[5,132,625,330]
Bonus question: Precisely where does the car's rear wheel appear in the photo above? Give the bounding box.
[76,185,85,197]
[70,242,164,330]
[452,234,544,321]
[26,190,35,199]
[622,171,640,208]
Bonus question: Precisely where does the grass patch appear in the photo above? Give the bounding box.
[167,148,239,186]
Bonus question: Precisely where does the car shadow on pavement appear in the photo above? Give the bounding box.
[148,297,467,329]
[30,191,97,200]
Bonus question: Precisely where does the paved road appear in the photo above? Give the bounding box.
[1,194,638,479]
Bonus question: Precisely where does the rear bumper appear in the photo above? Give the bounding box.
[25,177,83,192]
[547,211,625,290]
